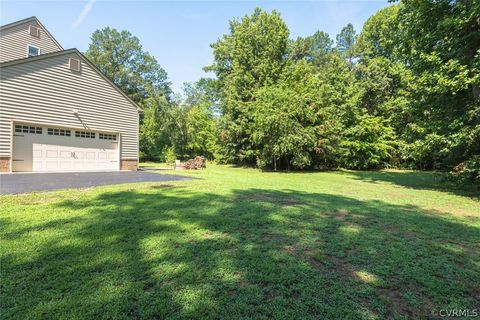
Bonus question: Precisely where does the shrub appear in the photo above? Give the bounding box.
[448,155,480,188]
[163,146,177,167]
[340,115,396,169]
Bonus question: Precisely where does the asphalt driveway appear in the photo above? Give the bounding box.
[0,171,191,195]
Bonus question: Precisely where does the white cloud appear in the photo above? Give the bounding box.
[72,0,96,28]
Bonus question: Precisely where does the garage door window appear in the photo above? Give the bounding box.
[75,131,95,139]
[15,125,42,134]
[99,133,117,140]
[48,128,71,136]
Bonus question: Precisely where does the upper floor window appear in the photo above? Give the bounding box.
[27,45,40,57]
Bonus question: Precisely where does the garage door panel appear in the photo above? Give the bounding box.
[73,162,84,170]
[59,162,72,169]
[98,163,108,169]
[12,125,119,172]
[46,161,59,170]
[33,161,42,170]
[85,162,97,169]
[60,151,71,158]
[46,150,58,158]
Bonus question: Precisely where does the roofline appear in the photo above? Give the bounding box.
[0,48,143,113]
[0,16,64,51]
[0,48,77,67]
[0,16,37,30]
[80,51,144,113]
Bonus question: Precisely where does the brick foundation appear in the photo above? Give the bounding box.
[120,159,138,171]
[0,157,10,173]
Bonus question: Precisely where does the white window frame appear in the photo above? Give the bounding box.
[26,45,40,58]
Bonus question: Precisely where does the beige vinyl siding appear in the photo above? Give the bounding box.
[0,52,139,159]
[0,20,62,63]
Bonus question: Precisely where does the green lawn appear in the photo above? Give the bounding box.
[1,165,479,319]
[139,161,171,168]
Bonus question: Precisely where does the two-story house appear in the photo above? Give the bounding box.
[0,16,141,172]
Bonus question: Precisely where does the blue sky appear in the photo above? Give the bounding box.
[1,0,390,93]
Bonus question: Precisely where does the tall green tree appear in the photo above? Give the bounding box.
[86,27,173,160]
[336,23,357,65]
[85,27,171,103]
[140,79,220,162]
[250,53,354,170]
[139,91,172,160]
[355,5,400,61]
[394,0,480,169]
[181,79,221,160]
[205,8,290,164]
[289,31,333,66]
[251,60,320,169]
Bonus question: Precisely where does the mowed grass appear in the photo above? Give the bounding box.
[1,165,479,319]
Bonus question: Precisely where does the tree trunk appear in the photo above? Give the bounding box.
[473,84,480,103]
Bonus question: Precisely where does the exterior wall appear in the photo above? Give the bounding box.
[0,20,62,63]
[0,52,139,164]
[120,159,138,171]
[0,157,10,172]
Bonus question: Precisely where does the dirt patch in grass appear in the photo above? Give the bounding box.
[282,245,338,273]
[142,280,157,292]
[323,209,367,222]
[281,198,301,208]
[262,233,289,243]
[307,256,324,270]
[379,288,409,315]
[292,291,301,300]
[201,231,230,239]
[335,209,350,217]
[376,288,423,318]
[235,193,301,208]
[281,244,306,255]
[461,245,480,257]
[263,288,278,301]
[202,231,214,239]
[150,184,185,190]
[14,192,85,205]
[281,244,433,318]
[233,271,250,288]
[381,223,418,239]
[320,255,429,318]
[226,272,252,298]
[424,207,477,218]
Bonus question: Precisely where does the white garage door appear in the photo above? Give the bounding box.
[12,124,119,172]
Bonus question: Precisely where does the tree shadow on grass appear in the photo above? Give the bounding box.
[342,170,479,199]
[1,186,479,319]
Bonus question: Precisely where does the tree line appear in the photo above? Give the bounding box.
[85,0,480,184]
